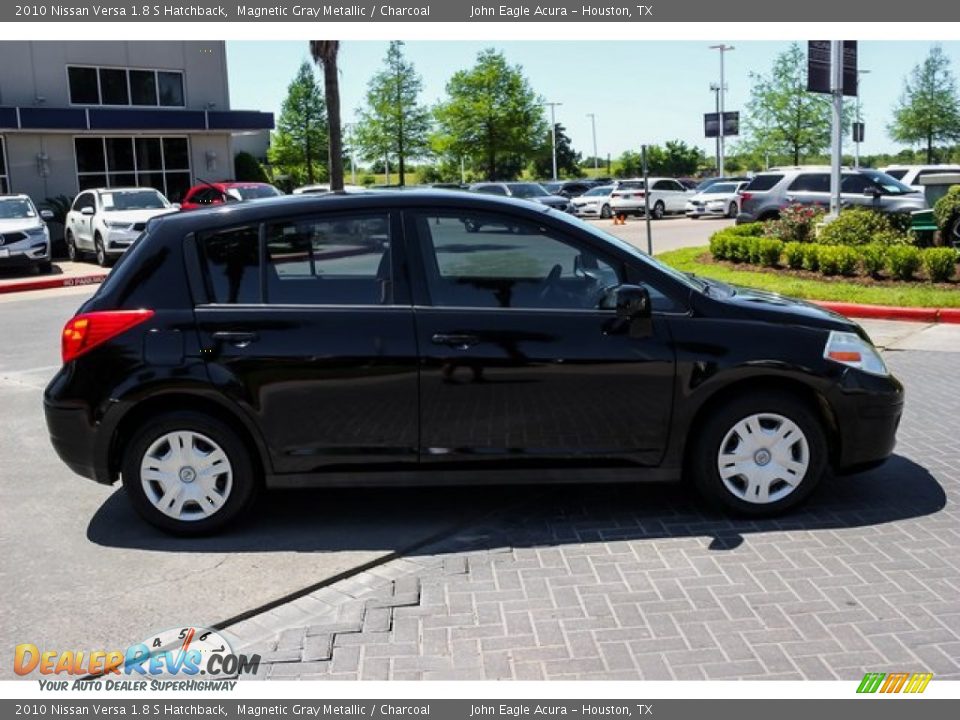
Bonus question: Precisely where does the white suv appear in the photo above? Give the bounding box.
[609,178,695,219]
[66,188,177,266]
[880,164,960,192]
[0,194,53,274]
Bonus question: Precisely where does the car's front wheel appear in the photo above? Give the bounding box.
[652,201,665,220]
[66,231,79,262]
[691,393,827,516]
[121,412,259,535]
[600,204,611,219]
[94,234,109,267]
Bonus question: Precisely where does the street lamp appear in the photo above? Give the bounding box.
[709,83,721,175]
[855,69,871,169]
[587,113,598,173]
[709,44,734,177]
[543,101,563,180]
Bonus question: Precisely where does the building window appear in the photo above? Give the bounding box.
[74,136,192,202]
[67,65,185,108]
[0,137,9,193]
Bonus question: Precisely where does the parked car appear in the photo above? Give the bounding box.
[686,181,748,219]
[44,191,903,535]
[571,185,615,218]
[695,176,752,193]
[65,188,177,267]
[736,167,927,224]
[610,178,696,219]
[545,180,596,199]
[469,182,573,212]
[180,182,282,210]
[0,194,53,274]
[879,164,960,192]
[292,183,366,194]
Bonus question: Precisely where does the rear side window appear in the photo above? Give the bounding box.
[264,213,392,305]
[198,226,261,304]
[788,174,830,192]
[743,174,783,192]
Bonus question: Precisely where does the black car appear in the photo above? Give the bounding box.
[45,191,903,535]
[468,182,573,213]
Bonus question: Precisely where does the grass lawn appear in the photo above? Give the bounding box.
[657,246,960,308]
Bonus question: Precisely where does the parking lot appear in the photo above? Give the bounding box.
[2,215,958,682]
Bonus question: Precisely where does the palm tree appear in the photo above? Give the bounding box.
[310,41,344,191]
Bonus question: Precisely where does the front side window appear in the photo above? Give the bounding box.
[198,226,261,304]
[414,212,621,310]
[265,214,392,305]
[71,193,95,213]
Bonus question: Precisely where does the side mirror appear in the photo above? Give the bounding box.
[39,209,55,221]
[80,206,95,216]
[615,284,651,320]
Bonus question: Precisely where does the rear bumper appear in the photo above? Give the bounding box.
[830,371,904,472]
[44,371,115,485]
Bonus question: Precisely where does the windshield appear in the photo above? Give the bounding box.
[509,183,549,198]
[546,208,706,292]
[102,190,168,210]
[584,186,613,197]
[861,170,915,195]
[704,183,738,194]
[0,198,37,220]
[540,182,562,193]
[235,185,282,200]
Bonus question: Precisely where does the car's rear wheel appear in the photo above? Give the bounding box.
[94,234,109,267]
[600,203,611,219]
[121,412,259,535]
[66,231,79,262]
[652,201,665,220]
[691,393,827,516]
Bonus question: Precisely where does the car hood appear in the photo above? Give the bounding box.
[707,282,860,333]
[102,208,177,223]
[0,218,45,234]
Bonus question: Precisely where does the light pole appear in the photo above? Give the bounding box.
[709,83,720,175]
[854,69,870,169]
[543,101,562,180]
[587,113,598,173]
[709,44,734,177]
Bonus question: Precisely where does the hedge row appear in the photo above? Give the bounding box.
[710,231,959,282]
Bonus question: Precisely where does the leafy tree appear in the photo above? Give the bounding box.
[741,42,847,165]
[889,45,960,163]
[646,140,705,176]
[310,41,345,191]
[531,124,583,178]
[616,150,643,177]
[354,41,431,187]
[267,61,327,185]
[433,49,548,180]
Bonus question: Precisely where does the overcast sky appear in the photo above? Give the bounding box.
[227,40,960,161]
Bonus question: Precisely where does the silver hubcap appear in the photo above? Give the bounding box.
[140,431,232,521]
[716,413,809,505]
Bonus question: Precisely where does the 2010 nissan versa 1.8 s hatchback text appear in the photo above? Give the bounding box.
[44,191,904,535]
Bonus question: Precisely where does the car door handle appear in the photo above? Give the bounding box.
[211,330,259,347]
[431,333,480,350]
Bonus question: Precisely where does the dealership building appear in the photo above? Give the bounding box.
[0,41,273,203]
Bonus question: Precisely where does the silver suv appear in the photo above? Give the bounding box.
[736,167,927,224]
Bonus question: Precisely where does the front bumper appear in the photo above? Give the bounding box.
[686,203,727,217]
[829,370,904,472]
[102,229,140,256]
[0,238,50,268]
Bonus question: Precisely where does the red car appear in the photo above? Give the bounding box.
[179,182,282,211]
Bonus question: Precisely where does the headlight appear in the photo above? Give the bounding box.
[104,221,131,229]
[823,331,889,376]
[25,226,48,237]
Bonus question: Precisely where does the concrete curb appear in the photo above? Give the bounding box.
[814,301,960,324]
[0,272,106,295]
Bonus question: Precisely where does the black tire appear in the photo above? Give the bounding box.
[121,412,260,536]
[949,214,960,249]
[94,234,110,267]
[690,392,827,517]
[600,204,612,219]
[652,201,665,220]
[66,231,79,262]
[727,202,738,218]
[37,261,53,275]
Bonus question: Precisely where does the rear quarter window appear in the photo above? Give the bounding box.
[742,175,783,192]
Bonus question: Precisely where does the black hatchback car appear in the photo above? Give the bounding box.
[45,191,903,535]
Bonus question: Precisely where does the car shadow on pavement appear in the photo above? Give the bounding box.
[86,453,944,555]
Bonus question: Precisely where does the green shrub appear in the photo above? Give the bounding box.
[887,212,914,235]
[886,245,922,280]
[709,233,730,260]
[817,207,896,246]
[921,247,958,282]
[802,244,821,272]
[725,223,764,237]
[756,238,784,267]
[860,244,887,277]
[764,203,824,243]
[933,185,960,234]
[817,245,859,276]
[783,242,806,270]
[727,236,752,263]
[872,229,912,246]
[745,237,763,264]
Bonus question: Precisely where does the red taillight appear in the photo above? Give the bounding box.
[61,309,154,363]
[740,192,753,202]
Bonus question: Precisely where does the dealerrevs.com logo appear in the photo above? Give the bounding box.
[15,627,260,691]
[857,672,934,694]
